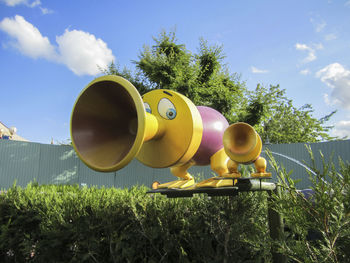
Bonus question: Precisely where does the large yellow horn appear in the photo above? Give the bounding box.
[70,75,162,172]
[223,122,262,164]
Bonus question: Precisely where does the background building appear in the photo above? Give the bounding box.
[0,121,27,141]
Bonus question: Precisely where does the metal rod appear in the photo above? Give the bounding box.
[236,179,276,192]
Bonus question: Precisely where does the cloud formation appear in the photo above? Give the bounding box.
[332,120,350,138]
[40,7,53,14]
[1,0,40,7]
[316,63,350,110]
[300,69,311,75]
[325,33,337,41]
[295,43,323,63]
[251,66,269,74]
[0,15,56,59]
[310,18,326,33]
[56,29,115,76]
[1,0,52,14]
[0,15,115,76]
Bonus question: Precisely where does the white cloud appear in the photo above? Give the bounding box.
[1,0,23,6]
[310,18,327,33]
[0,15,56,60]
[332,120,350,138]
[56,29,115,76]
[0,15,115,76]
[323,93,331,106]
[313,43,324,50]
[345,0,350,7]
[28,0,39,7]
[325,33,337,41]
[316,63,350,110]
[304,52,316,63]
[295,43,309,51]
[300,69,311,75]
[251,66,269,74]
[295,43,323,64]
[40,7,53,14]
[1,0,53,15]
[1,0,40,7]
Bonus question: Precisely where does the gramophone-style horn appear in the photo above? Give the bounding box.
[70,75,162,172]
[223,122,262,164]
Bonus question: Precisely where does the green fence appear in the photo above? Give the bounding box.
[1,139,349,189]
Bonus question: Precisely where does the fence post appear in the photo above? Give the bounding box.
[267,185,286,263]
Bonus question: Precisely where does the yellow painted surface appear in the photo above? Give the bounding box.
[137,89,203,168]
[223,122,262,164]
[71,75,147,172]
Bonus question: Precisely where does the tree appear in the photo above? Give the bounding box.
[99,61,150,95]
[102,30,336,143]
[240,84,336,143]
[103,31,247,123]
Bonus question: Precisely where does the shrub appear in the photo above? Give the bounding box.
[268,146,350,263]
[1,147,349,262]
[0,183,270,262]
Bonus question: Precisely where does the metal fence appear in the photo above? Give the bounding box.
[1,139,349,190]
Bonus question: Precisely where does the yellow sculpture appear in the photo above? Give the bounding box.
[70,75,270,190]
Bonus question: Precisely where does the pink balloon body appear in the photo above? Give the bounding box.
[191,106,229,165]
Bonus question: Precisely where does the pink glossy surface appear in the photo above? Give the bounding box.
[192,106,229,165]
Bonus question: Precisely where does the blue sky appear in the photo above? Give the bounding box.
[0,0,350,143]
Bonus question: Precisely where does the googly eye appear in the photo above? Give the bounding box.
[144,102,152,114]
[166,108,177,120]
[158,98,177,120]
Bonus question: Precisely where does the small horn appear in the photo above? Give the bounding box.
[223,122,262,164]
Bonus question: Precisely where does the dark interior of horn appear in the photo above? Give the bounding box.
[226,123,256,155]
[71,80,138,171]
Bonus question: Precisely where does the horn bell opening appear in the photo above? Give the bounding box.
[70,76,145,172]
[223,122,262,164]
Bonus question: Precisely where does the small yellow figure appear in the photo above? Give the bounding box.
[70,75,270,190]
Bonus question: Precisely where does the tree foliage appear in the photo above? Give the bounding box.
[268,148,350,262]
[240,84,337,143]
[99,61,150,95]
[102,30,336,143]
[135,31,247,123]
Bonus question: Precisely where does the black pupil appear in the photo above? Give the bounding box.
[169,111,173,116]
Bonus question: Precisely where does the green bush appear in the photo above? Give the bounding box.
[0,183,270,262]
[268,146,350,263]
[1,148,349,262]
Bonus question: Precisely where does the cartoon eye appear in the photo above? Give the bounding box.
[166,108,176,119]
[158,98,177,120]
[144,102,152,113]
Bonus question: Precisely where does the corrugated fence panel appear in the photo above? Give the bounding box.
[116,160,158,188]
[1,139,350,189]
[263,140,350,189]
[188,165,214,181]
[78,163,115,188]
[152,166,175,187]
[263,143,312,189]
[310,140,350,168]
[38,144,79,185]
[0,140,40,188]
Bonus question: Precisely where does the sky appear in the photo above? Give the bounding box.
[0,0,350,144]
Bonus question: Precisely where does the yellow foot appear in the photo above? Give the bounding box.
[251,172,272,178]
[195,176,238,188]
[222,172,241,178]
[157,179,195,189]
